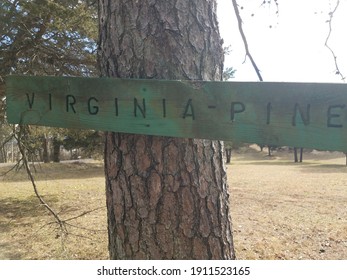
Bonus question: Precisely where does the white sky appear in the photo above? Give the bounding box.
[217,0,347,83]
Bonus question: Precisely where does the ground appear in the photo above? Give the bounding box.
[0,160,108,260]
[0,147,347,259]
[229,145,347,260]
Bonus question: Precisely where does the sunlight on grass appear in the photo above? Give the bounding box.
[1,149,347,260]
[0,161,108,260]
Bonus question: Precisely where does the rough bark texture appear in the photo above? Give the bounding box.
[98,0,235,259]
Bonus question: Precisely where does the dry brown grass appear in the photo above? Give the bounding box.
[0,160,108,259]
[229,146,347,260]
[1,148,347,260]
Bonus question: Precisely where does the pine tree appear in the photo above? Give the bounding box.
[99,0,235,259]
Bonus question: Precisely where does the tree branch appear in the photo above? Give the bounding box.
[231,0,263,81]
[11,126,106,245]
[14,125,68,234]
[325,0,345,81]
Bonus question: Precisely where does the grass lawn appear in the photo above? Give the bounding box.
[0,160,108,259]
[229,146,347,259]
[1,147,347,259]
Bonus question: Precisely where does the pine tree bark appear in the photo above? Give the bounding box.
[98,0,235,259]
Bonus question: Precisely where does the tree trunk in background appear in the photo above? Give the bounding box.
[299,148,303,162]
[98,0,235,259]
[0,146,6,163]
[42,136,50,163]
[225,148,232,164]
[268,146,272,157]
[294,147,303,163]
[52,137,60,163]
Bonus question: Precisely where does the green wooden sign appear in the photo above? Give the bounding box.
[5,75,347,152]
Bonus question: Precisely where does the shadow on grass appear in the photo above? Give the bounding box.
[0,195,58,232]
[0,195,59,259]
[0,241,24,259]
[299,164,347,174]
[0,161,104,182]
[229,160,347,173]
[229,159,308,166]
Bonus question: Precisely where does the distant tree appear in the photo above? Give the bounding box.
[0,122,12,162]
[293,147,303,163]
[224,142,233,164]
[62,129,103,159]
[0,0,98,79]
[0,0,99,162]
[223,67,236,81]
[224,141,245,163]
[225,148,232,164]
[267,146,272,157]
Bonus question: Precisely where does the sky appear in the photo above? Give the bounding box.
[217,0,347,83]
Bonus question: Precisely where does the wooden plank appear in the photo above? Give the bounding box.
[5,75,347,152]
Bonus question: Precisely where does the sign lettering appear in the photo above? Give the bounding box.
[5,76,347,152]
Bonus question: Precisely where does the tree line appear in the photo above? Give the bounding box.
[0,0,102,163]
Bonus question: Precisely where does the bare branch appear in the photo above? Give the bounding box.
[63,206,106,223]
[0,159,23,177]
[14,125,68,234]
[65,222,107,233]
[0,134,21,176]
[325,0,345,81]
[232,0,263,81]
[260,0,279,16]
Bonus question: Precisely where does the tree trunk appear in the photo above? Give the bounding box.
[52,137,60,163]
[99,0,235,259]
[293,147,303,163]
[42,136,50,163]
[294,147,298,162]
[0,145,6,163]
[225,148,232,164]
[299,148,303,163]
